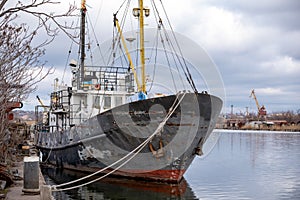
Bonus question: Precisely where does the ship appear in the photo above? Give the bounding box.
[35,0,223,183]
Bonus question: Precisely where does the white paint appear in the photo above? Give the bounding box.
[24,156,39,162]
[78,146,112,160]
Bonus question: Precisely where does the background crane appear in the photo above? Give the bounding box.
[250,89,267,119]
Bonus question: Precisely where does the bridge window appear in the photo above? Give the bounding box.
[115,97,123,107]
[104,96,111,109]
[93,96,100,109]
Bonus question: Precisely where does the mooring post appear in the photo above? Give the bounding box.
[40,185,53,200]
[22,156,40,194]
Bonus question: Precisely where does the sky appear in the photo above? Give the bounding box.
[17,0,300,114]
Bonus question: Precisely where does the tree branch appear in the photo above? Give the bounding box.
[0,0,77,163]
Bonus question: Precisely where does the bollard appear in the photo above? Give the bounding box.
[22,145,30,155]
[40,185,53,200]
[22,156,40,194]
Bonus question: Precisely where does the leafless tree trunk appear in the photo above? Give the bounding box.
[0,0,77,163]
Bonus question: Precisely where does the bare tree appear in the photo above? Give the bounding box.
[0,0,77,163]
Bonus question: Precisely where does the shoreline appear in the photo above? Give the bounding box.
[214,128,300,134]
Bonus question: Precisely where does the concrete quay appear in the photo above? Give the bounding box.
[5,159,53,200]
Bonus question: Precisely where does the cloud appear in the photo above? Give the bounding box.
[261,55,300,75]
[255,88,282,95]
[17,0,300,112]
[168,0,300,112]
[22,66,71,110]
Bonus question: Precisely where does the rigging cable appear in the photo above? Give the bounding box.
[135,24,139,69]
[159,28,178,92]
[119,0,131,29]
[60,17,80,85]
[118,0,131,68]
[150,0,186,90]
[118,43,127,70]
[147,26,159,93]
[87,12,106,65]
[161,21,194,92]
[93,0,103,29]
[61,43,73,86]
[110,0,131,66]
[158,0,198,93]
[108,23,116,66]
[160,25,186,90]
[115,0,130,15]
[85,14,94,66]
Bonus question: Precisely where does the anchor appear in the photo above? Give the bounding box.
[149,140,164,158]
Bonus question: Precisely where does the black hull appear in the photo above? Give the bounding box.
[36,92,222,182]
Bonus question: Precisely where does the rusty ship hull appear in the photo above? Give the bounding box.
[36,92,222,183]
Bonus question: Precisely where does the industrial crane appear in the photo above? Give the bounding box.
[36,95,49,124]
[250,89,267,118]
[36,96,47,111]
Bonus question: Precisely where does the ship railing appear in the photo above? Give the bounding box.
[82,66,135,92]
[34,105,50,129]
[35,124,63,133]
[50,88,71,111]
[68,103,88,126]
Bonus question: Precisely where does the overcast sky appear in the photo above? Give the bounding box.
[20,0,300,114]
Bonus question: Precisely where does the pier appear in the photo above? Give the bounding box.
[5,158,49,200]
[215,111,300,132]
[0,137,53,200]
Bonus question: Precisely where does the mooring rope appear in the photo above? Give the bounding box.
[41,146,53,164]
[51,92,187,192]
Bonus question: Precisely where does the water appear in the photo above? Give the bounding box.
[43,130,300,199]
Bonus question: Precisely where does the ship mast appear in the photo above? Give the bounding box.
[139,0,146,94]
[133,0,149,97]
[115,0,149,98]
[79,0,86,89]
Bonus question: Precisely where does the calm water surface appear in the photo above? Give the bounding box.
[43,130,300,199]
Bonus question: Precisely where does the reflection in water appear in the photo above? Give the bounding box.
[43,131,300,200]
[185,130,300,200]
[42,167,198,200]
